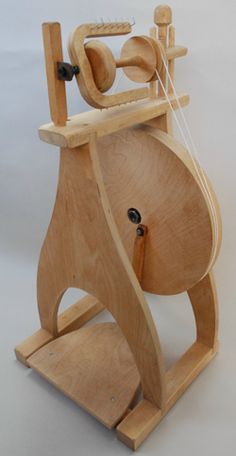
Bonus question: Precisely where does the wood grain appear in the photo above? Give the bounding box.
[168,25,175,93]
[15,5,221,451]
[117,399,161,450]
[154,5,172,95]
[98,126,221,294]
[38,93,189,148]
[15,295,104,366]
[132,225,148,284]
[42,23,67,126]
[117,341,217,449]
[188,272,219,349]
[28,323,141,428]
[68,23,148,109]
[37,135,166,408]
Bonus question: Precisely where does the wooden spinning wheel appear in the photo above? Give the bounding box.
[15,4,222,450]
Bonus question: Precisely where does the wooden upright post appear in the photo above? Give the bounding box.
[42,22,68,126]
[168,25,175,93]
[154,5,172,96]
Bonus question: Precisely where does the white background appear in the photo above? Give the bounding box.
[1,0,236,455]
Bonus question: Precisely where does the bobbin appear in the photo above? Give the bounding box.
[84,35,164,92]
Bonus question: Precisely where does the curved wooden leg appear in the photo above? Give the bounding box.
[26,138,166,411]
[117,271,219,449]
[37,246,67,336]
[188,271,219,350]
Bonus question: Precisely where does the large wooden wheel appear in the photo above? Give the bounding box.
[98,125,221,294]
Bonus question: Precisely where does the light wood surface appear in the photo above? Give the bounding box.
[188,272,219,350]
[82,35,185,92]
[117,341,217,449]
[166,341,216,410]
[168,25,175,93]
[117,399,161,450]
[120,35,162,83]
[98,126,221,294]
[37,135,166,408]
[166,44,187,60]
[68,23,148,109]
[149,27,158,98]
[154,5,172,96]
[42,23,68,126]
[154,5,172,27]
[132,225,148,283]
[16,4,222,450]
[15,294,104,366]
[28,323,141,428]
[38,93,189,148]
[84,40,116,92]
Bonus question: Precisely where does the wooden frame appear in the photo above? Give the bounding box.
[15,4,221,451]
[15,105,220,447]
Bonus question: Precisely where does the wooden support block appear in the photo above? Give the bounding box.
[15,328,53,367]
[117,341,217,450]
[57,294,104,335]
[166,341,217,411]
[38,93,189,148]
[117,399,161,450]
[15,295,104,366]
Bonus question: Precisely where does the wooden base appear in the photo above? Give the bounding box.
[15,271,219,449]
[117,341,218,450]
[16,319,218,448]
[28,323,140,429]
[15,123,220,449]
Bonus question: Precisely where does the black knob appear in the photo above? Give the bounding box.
[127,208,142,225]
[57,62,80,81]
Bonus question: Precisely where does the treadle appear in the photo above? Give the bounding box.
[28,323,141,428]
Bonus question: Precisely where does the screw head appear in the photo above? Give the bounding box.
[127,208,142,225]
[136,226,145,237]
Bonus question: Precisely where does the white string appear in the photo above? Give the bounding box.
[154,62,219,273]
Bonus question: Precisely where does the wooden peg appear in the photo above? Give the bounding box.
[149,26,157,98]
[154,4,172,44]
[42,22,68,126]
[154,5,172,95]
[168,25,175,93]
[132,225,148,283]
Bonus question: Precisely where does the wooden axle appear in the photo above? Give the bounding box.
[116,55,147,69]
[116,46,186,68]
